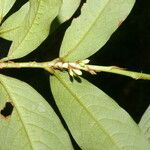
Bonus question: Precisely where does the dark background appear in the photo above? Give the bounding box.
[0,0,150,149]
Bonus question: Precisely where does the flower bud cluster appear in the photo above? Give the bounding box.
[54,59,90,77]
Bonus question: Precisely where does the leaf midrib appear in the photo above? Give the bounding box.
[54,73,121,150]
[62,0,111,60]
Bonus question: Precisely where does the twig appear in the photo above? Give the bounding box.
[0,59,150,80]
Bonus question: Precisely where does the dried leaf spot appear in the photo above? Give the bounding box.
[0,102,14,117]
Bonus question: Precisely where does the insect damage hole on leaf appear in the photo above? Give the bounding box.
[0,102,14,117]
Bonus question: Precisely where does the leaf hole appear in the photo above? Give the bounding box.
[0,102,14,117]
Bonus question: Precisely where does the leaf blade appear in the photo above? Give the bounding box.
[0,0,81,40]
[139,105,150,143]
[59,0,135,61]
[0,0,16,23]
[0,2,30,41]
[58,0,81,23]
[2,0,61,61]
[0,74,73,150]
[50,71,150,150]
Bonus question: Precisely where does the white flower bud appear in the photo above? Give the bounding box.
[69,63,80,69]
[89,70,97,75]
[81,59,90,64]
[73,69,82,76]
[69,69,74,77]
[56,62,63,68]
[62,63,69,69]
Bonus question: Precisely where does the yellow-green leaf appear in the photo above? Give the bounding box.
[59,0,135,61]
[58,0,81,23]
[0,2,29,41]
[0,74,73,150]
[50,71,150,150]
[0,0,16,23]
[0,0,81,40]
[139,105,150,143]
[1,0,61,61]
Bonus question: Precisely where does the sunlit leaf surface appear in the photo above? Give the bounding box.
[58,0,81,23]
[139,105,150,143]
[60,0,135,61]
[1,0,61,61]
[50,71,150,150]
[0,0,16,23]
[0,74,73,150]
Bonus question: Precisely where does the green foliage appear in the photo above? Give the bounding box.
[58,0,81,23]
[0,2,29,41]
[0,0,16,23]
[59,0,135,61]
[139,105,150,143]
[50,71,150,150]
[0,0,150,150]
[1,0,62,61]
[0,74,73,150]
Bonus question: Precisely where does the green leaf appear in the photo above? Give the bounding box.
[0,74,73,150]
[139,105,150,143]
[50,71,150,150]
[58,0,81,23]
[0,2,29,41]
[1,0,62,61]
[0,0,16,23]
[59,0,135,61]
[0,0,81,41]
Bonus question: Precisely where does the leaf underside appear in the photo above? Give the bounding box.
[0,0,81,40]
[0,74,73,150]
[0,0,16,23]
[50,71,150,150]
[58,0,81,23]
[59,0,135,61]
[139,105,150,143]
[0,2,30,41]
[0,0,61,61]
